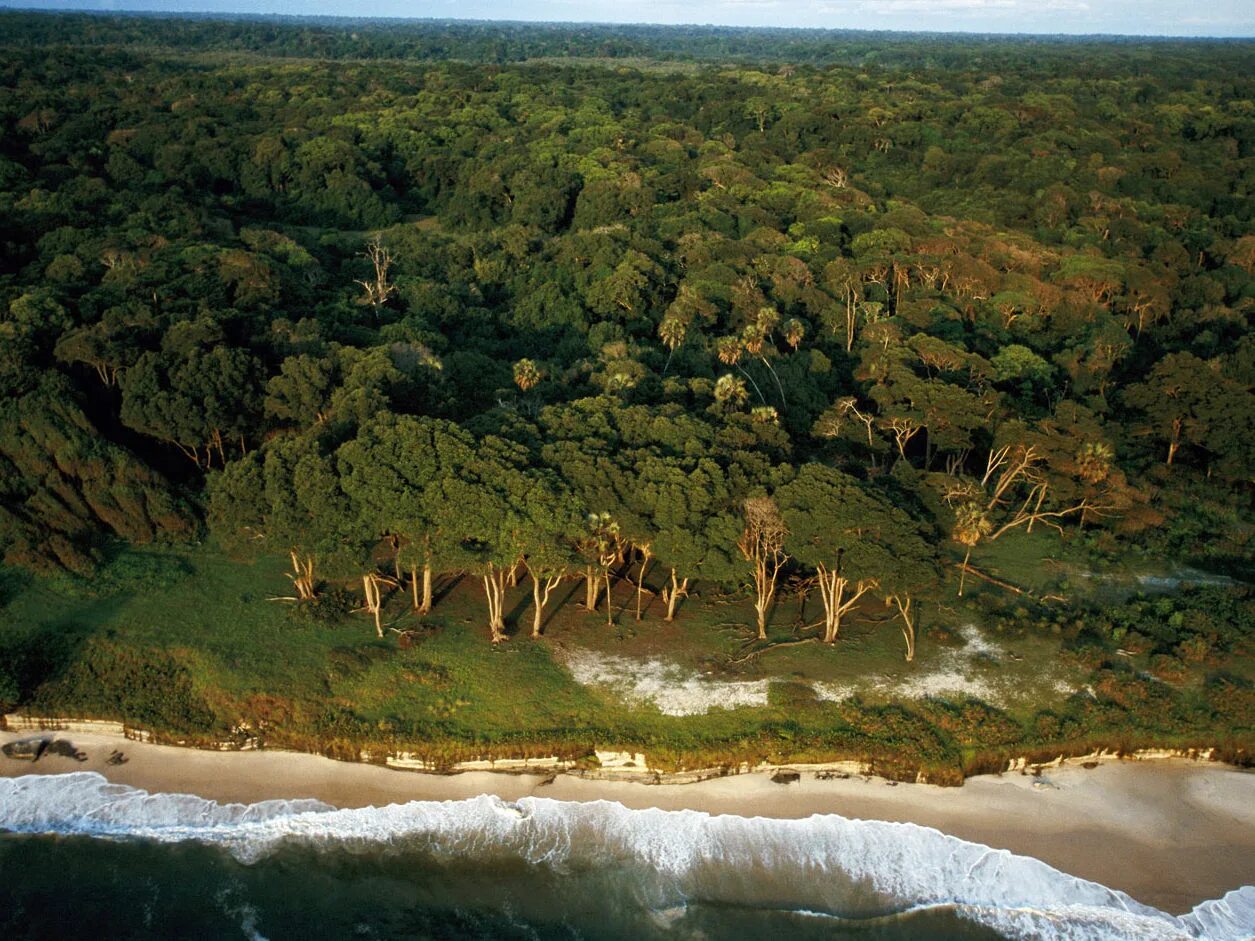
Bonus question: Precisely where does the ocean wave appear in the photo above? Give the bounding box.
[0,772,1250,941]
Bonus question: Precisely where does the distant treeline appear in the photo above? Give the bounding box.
[2,11,1254,73]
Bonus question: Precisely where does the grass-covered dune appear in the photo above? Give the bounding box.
[2,540,1250,784]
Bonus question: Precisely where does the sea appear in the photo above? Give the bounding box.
[0,772,1252,941]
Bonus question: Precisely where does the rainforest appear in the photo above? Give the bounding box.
[0,11,1252,779]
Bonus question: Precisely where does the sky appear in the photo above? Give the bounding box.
[1,0,1252,37]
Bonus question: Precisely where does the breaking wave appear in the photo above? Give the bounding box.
[0,773,1251,941]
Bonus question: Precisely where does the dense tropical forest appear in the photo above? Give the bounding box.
[0,11,1251,778]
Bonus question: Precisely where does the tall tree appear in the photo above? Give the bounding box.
[778,465,908,645]
[738,496,789,641]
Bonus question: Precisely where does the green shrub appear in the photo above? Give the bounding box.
[0,668,17,710]
[768,681,819,708]
[26,639,220,734]
[290,587,357,626]
[42,549,192,599]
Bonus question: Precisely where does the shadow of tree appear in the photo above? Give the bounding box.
[1,594,131,706]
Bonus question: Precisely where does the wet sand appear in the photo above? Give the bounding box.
[2,728,1252,914]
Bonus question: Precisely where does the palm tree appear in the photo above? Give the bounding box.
[715,336,743,366]
[783,318,805,350]
[714,374,749,409]
[658,316,687,375]
[952,502,992,597]
[513,358,543,392]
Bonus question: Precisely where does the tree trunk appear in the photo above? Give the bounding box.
[390,536,402,581]
[482,566,507,643]
[584,567,600,612]
[753,558,770,640]
[362,574,384,638]
[605,572,614,627]
[531,574,562,638]
[845,292,856,352]
[958,548,972,597]
[635,547,652,621]
[816,567,845,644]
[211,428,227,468]
[289,551,316,601]
[890,594,916,662]
[816,566,874,643]
[751,552,786,641]
[663,570,688,622]
[410,564,434,614]
[531,576,544,638]
[760,355,787,408]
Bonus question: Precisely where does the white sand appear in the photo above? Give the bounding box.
[2,728,1252,914]
[562,624,1075,712]
[561,647,773,714]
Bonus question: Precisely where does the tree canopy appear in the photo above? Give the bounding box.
[0,10,1250,645]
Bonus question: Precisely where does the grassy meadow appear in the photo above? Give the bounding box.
[1,536,1249,783]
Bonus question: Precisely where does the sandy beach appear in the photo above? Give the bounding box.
[2,728,1252,916]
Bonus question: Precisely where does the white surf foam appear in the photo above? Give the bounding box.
[0,773,1250,941]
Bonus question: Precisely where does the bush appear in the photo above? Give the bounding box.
[42,549,193,599]
[918,698,1023,746]
[768,681,819,708]
[26,639,220,734]
[0,669,18,710]
[1149,654,1188,683]
[289,587,357,626]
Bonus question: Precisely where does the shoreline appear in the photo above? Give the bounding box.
[3,727,1254,916]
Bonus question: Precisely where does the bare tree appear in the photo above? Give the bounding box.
[822,166,849,189]
[288,551,317,601]
[355,236,396,316]
[946,443,1090,596]
[886,592,917,662]
[738,497,789,640]
[362,572,388,638]
[410,562,434,614]
[634,542,653,620]
[815,564,879,644]
[579,513,623,626]
[661,568,689,621]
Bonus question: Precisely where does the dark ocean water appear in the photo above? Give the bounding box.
[0,773,1251,941]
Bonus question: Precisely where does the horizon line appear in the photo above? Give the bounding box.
[0,6,1252,42]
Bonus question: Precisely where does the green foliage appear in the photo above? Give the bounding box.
[991,344,1053,384]
[120,344,264,460]
[1076,587,1253,658]
[41,548,193,599]
[0,377,196,574]
[27,639,220,734]
[290,587,358,626]
[0,11,1250,770]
